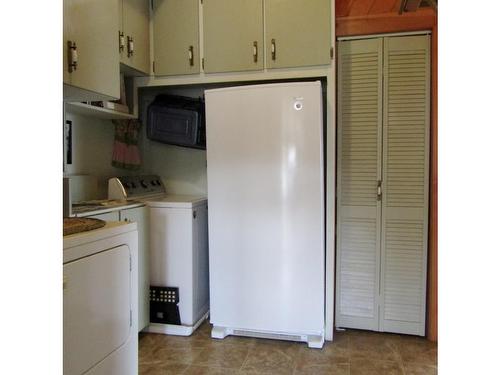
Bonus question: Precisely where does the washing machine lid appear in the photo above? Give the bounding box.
[146,195,207,208]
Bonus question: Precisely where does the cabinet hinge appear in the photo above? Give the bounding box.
[202,58,205,70]
[330,46,334,60]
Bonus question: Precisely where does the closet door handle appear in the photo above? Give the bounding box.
[127,36,134,57]
[377,180,382,201]
[271,39,276,61]
[188,45,194,66]
[253,41,258,63]
[67,41,78,72]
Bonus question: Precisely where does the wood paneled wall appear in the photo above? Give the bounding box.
[335,1,438,342]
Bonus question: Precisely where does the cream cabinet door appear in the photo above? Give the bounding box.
[265,0,331,69]
[203,0,263,73]
[64,0,120,100]
[121,0,151,74]
[63,0,71,85]
[153,0,200,76]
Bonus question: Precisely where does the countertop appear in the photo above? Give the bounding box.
[71,199,145,217]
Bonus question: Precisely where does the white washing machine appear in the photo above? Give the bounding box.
[108,176,209,336]
[63,221,138,375]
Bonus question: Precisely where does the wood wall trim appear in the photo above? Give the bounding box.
[335,7,438,342]
[427,24,438,342]
[336,8,436,36]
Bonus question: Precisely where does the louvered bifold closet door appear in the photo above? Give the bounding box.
[336,38,383,331]
[380,35,430,336]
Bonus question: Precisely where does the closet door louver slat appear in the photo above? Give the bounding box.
[336,38,383,331]
[380,35,430,336]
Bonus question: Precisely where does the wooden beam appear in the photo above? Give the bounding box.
[405,0,423,12]
[391,0,402,12]
[349,0,377,16]
[336,8,436,36]
[369,0,399,14]
[336,0,356,18]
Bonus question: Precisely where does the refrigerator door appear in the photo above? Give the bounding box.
[205,81,325,336]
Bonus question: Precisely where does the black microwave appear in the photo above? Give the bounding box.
[147,94,206,149]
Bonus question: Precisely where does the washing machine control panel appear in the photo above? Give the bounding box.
[108,175,166,200]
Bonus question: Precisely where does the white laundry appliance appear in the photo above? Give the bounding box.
[205,81,325,348]
[63,221,138,375]
[108,176,209,336]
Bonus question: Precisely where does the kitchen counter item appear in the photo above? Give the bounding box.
[63,217,106,236]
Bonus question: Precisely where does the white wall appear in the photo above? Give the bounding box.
[63,112,139,199]
[64,106,208,198]
[141,140,207,195]
[138,85,209,195]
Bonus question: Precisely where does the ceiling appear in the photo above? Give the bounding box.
[335,0,437,18]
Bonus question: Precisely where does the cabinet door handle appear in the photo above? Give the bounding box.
[67,41,78,72]
[188,45,194,66]
[119,31,125,52]
[127,36,134,57]
[377,180,382,201]
[271,39,276,61]
[193,210,197,219]
[253,41,258,63]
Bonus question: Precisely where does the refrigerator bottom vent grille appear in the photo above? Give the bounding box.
[233,330,302,342]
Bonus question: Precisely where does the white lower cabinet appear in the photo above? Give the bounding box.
[119,206,149,332]
[148,198,209,329]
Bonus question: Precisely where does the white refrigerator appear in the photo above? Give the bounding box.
[205,81,325,348]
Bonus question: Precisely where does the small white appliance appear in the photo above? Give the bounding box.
[63,221,138,375]
[108,176,209,336]
[205,81,325,348]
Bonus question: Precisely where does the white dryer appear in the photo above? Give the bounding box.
[63,221,138,375]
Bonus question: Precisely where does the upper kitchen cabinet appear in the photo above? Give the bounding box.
[265,0,331,69]
[203,0,263,73]
[63,0,120,101]
[120,0,150,75]
[153,0,200,76]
